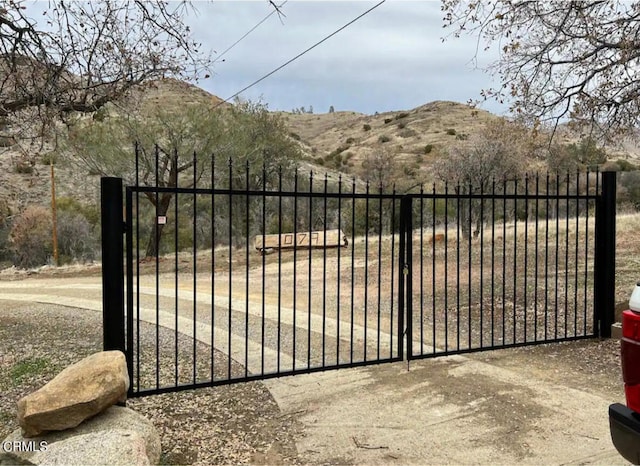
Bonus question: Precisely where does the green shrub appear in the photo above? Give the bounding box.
[397,122,406,129]
[289,132,301,141]
[57,211,98,264]
[384,118,393,124]
[378,135,391,143]
[455,133,468,140]
[40,153,57,165]
[9,205,52,268]
[363,124,372,131]
[424,144,433,154]
[617,159,637,171]
[446,128,456,136]
[399,128,417,138]
[395,112,410,120]
[14,161,33,174]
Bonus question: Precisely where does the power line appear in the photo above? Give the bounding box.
[213,1,288,65]
[217,0,386,107]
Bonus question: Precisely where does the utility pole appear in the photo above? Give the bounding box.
[50,158,59,266]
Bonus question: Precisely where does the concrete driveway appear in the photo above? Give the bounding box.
[0,275,627,465]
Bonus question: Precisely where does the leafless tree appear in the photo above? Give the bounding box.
[435,120,526,238]
[0,0,212,156]
[442,1,640,138]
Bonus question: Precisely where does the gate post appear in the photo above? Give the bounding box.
[101,177,125,352]
[594,171,616,338]
[399,196,413,359]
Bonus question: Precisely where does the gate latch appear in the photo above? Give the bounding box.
[403,264,409,276]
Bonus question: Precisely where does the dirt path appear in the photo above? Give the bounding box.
[0,275,629,464]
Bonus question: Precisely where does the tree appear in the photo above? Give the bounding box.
[0,0,212,156]
[329,105,335,113]
[434,120,527,238]
[442,1,640,138]
[66,96,300,257]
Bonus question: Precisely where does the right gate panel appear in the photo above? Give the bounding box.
[408,173,600,359]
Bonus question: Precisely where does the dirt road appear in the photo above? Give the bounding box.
[0,275,628,464]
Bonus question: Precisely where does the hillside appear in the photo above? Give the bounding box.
[1,78,639,218]
[280,102,499,180]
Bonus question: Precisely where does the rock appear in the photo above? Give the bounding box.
[17,351,129,437]
[3,406,161,465]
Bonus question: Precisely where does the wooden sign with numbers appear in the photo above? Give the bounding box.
[254,229,348,253]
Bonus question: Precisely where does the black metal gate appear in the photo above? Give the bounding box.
[101,153,616,398]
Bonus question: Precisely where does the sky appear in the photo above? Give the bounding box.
[189,1,508,116]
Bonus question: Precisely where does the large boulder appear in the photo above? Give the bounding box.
[2,405,161,465]
[17,351,129,437]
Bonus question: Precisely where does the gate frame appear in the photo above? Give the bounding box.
[101,171,617,396]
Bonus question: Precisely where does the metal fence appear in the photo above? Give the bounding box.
[101,149,616,397]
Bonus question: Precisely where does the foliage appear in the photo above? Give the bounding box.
[384,118,393,124]
[378,135,391,143]
[363,124,372,131]
[546,137,607,174]
[445,128,456,136]
[0,1,212,150]
[395,112,410,120]
[424,144,434,154]
[435,120,527,238]
[56,211,97,264]
[329,105,335,113]
[66,98,300,256]
[9,205,52,268]
[442,1,640,137]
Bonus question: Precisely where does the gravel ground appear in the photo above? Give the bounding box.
[0,301,301,465]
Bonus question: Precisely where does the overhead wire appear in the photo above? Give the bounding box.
[212,0,288,65]
[215,0,386,107]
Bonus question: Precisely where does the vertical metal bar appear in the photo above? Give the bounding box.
[350,178,356,363]
[479,183,484,349]
[398,195,406,361]
[545,173,550,341]
[277,167,283,372]
[261,163,267,374]
[502,177,507,344]
[406,196,413,359]
[555,174,560,339]
[419,185,424,352]
[174,155,179,386]
[210,156,215,381]
[135,147,140,392]
[595,171,616,338]
[377,185,383,360]
[457,184,461,351]
[574,171,580,336]
[491,178,496,346]
[323,175,328,366]
[154,145,160,389]
[584,171,590,335]
[336,175,342,365]
[390,186,397,359]
[512,178,518,344]
[293,169,298,370]
[101,178,125,348]
[444,182,449,352]
[534,174,539,342]
[307,172,313,369]
[364,182,370,361]
[244,161,250,377]
[432,184,437,355]
[125,187,133,395]
[468,183,472,349]
[564,173,570,338]
[524,174,529,342]
[193,151,197,384]
[228,158,233,379]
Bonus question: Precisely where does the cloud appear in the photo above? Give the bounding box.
[187,1,506,115]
